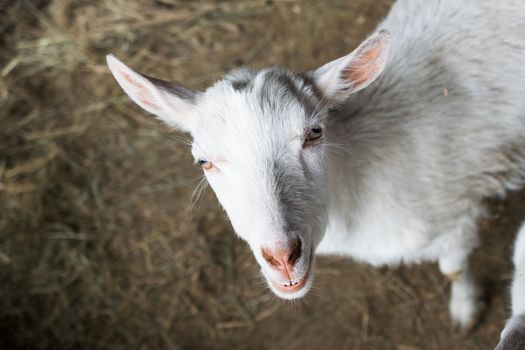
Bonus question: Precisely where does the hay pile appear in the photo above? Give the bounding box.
[0,0,515,349]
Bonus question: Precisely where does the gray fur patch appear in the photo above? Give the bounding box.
[255,69,320,119]
[224,68,322,123]
[225,68,258,92]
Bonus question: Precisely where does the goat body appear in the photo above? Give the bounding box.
[317,0,525,327]
[108,0,525,329]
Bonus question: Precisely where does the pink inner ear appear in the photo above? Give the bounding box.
[363,47,382,61]
[121,71,158,109]
[341,43,386,89]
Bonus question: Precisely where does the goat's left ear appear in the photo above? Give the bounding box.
[106,54,197,133]
[309,30,391,103]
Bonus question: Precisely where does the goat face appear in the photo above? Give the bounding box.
[106,30,390,299]
[192,69,329,298]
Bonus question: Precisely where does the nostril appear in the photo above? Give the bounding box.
[261,238,302,269]
[262,248,281,267]
[288,237,302,266]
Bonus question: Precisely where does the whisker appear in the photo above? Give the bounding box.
[186,175,209,214]
[310,83,329,120]
[168,133,193,148]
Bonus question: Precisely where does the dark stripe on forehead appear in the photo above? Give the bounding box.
[231,80,250,91]
[256,69,319,116]
[300,72,325,100]
[225,68,258,92]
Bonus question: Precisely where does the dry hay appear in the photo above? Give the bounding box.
[0,1,520,349]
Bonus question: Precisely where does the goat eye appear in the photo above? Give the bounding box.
[305,126,323,143]
[197,159,213,170]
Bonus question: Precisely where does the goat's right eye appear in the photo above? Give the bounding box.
[197,159,213,170]
[304,126,323,146]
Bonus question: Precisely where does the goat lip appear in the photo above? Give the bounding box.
[270,273,309,293]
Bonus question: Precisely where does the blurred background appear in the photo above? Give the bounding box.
[1,1,523,349]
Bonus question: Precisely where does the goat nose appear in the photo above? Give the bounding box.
[261,238,302,274]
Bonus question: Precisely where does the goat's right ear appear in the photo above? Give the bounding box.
[308,30,391,104]
[106,54,197,133]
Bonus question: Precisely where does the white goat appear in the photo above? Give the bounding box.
[107,0,525,329]
[495,224,525,349]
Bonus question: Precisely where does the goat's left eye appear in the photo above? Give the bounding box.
[197,159,213,170]
[305,126,323,143]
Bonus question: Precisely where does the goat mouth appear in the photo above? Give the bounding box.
[269,248,313,295]
[270,272,309,293]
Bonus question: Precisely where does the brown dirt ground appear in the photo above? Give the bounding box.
[0,1,522,349]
